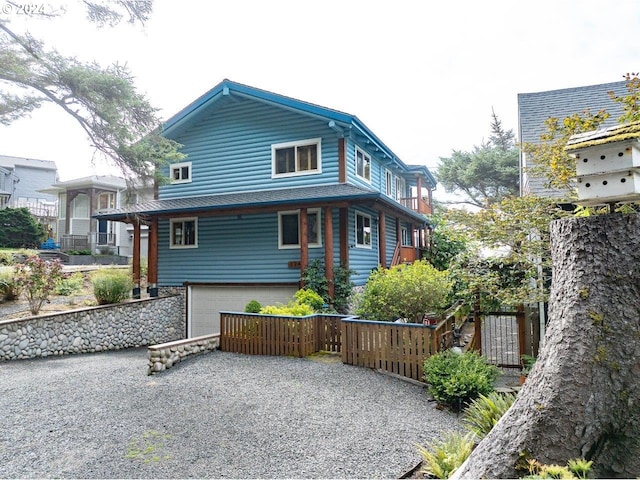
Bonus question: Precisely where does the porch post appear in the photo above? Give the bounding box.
[132,219,141,299]
[300,208,308,285]
[378,211,386,268]
[324,207,334,301]
[416,176,423,213]
[339,208,349,267]
[88,187,97,253]
[148,217,158,297]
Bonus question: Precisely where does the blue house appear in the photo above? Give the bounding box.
[95,80,437,337]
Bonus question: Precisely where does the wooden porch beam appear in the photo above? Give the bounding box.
[148,217,158,297]
[132,220,141,299]
[379,211,386,268]
[300,208,308,286]
[324,207,334,301]
[339,207,349,268]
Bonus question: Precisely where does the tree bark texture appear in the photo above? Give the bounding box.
[454,213,640,479]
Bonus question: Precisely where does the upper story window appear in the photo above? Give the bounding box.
[98,192,115,210]
[355,148,371,182]
[272,138,322,178]
[170,217,198,248]
[170,162,192,184]
[72,194,89,218]
[355,212,372,248]
[395,177,406,201]
[385,170,393,196]
[278,209,321,249]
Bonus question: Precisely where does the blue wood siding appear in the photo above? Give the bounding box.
[385,214,397,265]
[160,100,339,199]
[159,211,331,286]
[348,206,380,285]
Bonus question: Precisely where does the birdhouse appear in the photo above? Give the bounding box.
[567,122,640,206]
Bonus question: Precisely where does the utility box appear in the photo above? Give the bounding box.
[567,123,640,206]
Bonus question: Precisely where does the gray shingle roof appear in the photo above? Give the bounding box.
[518,80,627,197]
[93,183,427,223]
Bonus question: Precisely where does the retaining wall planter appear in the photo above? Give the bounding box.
[0,292,185,361]
[147,334,220,375]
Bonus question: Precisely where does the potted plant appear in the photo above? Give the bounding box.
[520,354,536,385]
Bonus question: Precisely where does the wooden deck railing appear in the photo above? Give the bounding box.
[399,196,433,214]
[219,305,467,383]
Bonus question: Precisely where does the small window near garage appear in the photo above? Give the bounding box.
[278,209,321,249]
[272,138,322,177]
[170,217,198,248]
[355,212,372,248]
[356,148,371,182]
[385,170,393,196]
[170,162,192,184]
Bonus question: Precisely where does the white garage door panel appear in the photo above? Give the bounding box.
[188,285,298,338]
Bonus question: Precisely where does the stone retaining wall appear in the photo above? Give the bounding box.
[147,334,220,375]
[0,292,186,361]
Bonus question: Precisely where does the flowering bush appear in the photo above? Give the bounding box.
[14,256,64,315]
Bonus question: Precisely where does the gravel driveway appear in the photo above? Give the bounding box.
[0,349,461,479]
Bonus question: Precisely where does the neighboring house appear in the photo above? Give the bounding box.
[518,80,629,347]
[95,79,437,337]
[0,155,59,234]
[518,80,627,199]
[41,175,153,257]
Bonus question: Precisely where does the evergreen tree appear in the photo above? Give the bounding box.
[0,1,184,185]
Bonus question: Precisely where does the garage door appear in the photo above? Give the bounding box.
[187,285,298,338]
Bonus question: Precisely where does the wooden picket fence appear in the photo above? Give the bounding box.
[219,309,462,382]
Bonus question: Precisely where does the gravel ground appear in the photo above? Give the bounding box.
[0,349,463,479]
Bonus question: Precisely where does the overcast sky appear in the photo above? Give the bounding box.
[1,0,639,201]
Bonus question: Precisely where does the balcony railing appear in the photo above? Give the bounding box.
[399,196,432,214]
[60,234,89,251]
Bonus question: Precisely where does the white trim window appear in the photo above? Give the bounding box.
[170,162,192,184]
[385,170,393,196]
[170,217,198,248]
[355,147,371,182]
[272,138,322,178]
[355,212,372,248]
[278,209,322,249]
[395,177,406,201]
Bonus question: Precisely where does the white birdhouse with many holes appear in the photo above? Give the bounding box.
[567,122,640,206]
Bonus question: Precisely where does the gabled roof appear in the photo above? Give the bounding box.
[39,175,127,194]
[93,183,428,225]
[0,154,57,171]
[162,79,436,189]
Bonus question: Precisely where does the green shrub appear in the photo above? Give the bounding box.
[462,391,517,440]
[301,259,355,314]
[522,459,592,479]
[244,300,262,313]
[357,260,452,322]
[67,249,92,255]
[54,271,85,296]
[0,267,19,301]
[260,302,314,316]
[294,288,325,311]
[423,351,499,408]
[14,256,64,314]
[128,256,148,277]
[416,432,474,479]
[92,268,132,305]
[0,251,14,265]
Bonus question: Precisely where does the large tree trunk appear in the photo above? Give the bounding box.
[453,214,640,479]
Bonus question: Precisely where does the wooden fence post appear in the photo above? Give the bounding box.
[474,302,482,354]
[517,304,526,360]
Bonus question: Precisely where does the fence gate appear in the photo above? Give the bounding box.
[474,306,525,369]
